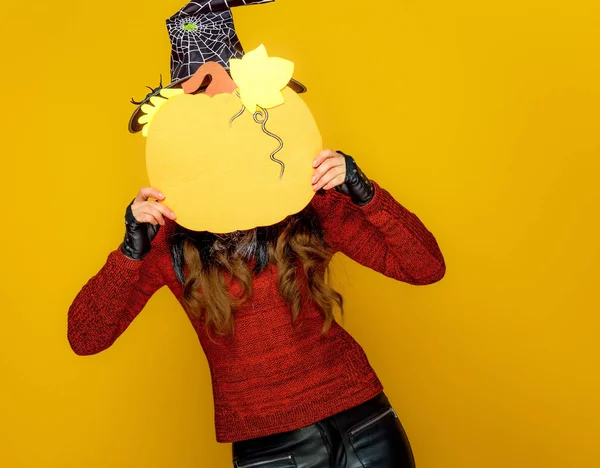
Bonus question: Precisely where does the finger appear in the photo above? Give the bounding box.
[312,149,338,169]
[312,156,344,186]
[136,187,165,203]
[133,212,160,226]
[322,173,347,191]
[313,166,346,191]
[134,205,166,225]
[147,199,177,220]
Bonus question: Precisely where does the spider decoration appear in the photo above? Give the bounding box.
[130,75,164,106]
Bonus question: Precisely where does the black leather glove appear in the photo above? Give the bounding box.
[120,198,161,260]
[333,151,375,206]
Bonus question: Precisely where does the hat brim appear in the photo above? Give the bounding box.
[128,73,307,134]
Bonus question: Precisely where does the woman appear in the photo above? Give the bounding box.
[68,149,445,467]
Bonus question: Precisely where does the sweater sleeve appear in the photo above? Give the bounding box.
[67,226,168,356]
[311,180,446,285]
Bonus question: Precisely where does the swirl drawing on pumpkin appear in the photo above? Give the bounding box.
[229,100,246,128]
[229,89,286,179]
[253,106,285,180]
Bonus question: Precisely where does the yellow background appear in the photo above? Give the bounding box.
[1,0,599,467]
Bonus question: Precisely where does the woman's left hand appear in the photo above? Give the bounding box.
[311,149,347,191]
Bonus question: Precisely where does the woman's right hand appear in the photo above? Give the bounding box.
[120,187,177,261]
[131,187,177,226]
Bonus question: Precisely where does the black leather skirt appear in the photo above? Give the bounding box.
[231,391,416,468]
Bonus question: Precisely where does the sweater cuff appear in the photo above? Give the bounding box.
[355,180,386,217]
[109,245,146,271]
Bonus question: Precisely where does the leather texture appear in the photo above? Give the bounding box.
[120,198,162,261]
[333,151,375,207]
[231,391,416,468]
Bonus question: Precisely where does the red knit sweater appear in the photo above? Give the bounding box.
[67,181,445,443]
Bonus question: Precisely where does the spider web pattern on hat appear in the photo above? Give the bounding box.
[167,0,274,81]
[167,11,242,80]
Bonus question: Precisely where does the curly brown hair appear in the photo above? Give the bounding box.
[168,203,343,340]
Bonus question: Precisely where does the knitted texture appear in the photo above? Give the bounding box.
[67,181,445,442]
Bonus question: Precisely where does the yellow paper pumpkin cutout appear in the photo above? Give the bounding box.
[145,87,321,233]
[143,45,320,233]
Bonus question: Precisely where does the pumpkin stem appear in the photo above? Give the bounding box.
[182,62,237,97]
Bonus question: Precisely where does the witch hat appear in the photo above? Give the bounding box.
[128,0,306,133]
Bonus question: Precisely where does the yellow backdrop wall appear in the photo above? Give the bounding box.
[1,1,599,467]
